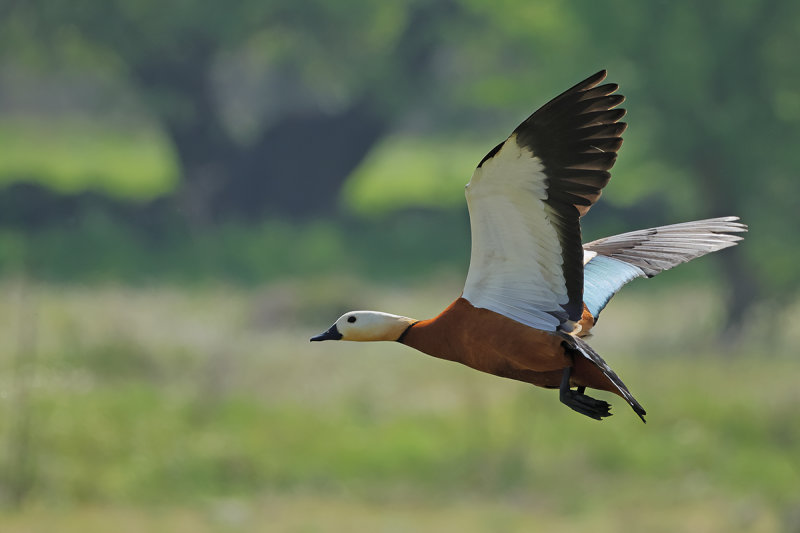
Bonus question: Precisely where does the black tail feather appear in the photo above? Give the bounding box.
[559,332,647,422]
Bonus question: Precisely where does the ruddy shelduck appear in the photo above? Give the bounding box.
[311,71,746,422]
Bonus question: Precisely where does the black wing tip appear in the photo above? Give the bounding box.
[517,71,626,147]
[560,70,609,97]
[479,70,624,170]
[585,69,608,86]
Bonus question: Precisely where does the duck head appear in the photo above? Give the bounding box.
[310,311,417,342]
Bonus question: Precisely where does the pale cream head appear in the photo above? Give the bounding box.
[310,311,417,342]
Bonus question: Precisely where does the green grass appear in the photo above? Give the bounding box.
[0,279,797,532]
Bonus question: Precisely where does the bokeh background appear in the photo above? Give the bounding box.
[1,1,799,531]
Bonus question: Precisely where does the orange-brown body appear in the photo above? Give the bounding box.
[401,298,622,397]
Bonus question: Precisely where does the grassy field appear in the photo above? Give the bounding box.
[0,277,798,532]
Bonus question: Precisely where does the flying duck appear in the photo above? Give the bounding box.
[311,71,746,422]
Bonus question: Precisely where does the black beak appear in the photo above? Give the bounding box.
[310,324,342,342]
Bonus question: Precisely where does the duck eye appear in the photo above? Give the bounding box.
[347,316,357,323]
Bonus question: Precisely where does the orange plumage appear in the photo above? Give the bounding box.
[401,298,620,396]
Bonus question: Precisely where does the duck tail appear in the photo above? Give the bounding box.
[559,332,647,422]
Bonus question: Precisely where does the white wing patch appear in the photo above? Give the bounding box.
[462,134,568,331]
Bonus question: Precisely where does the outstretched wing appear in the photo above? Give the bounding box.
[582,217,747,317]
[462,70,626,331]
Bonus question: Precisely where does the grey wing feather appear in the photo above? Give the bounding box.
[583,216,747,277]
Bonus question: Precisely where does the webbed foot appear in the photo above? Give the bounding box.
[559,367,612,420]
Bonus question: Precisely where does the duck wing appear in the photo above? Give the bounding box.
[581,217,747,318]
[463,70,626,331]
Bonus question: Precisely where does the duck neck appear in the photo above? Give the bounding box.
[397,298,467,362]
[395,320,419,343]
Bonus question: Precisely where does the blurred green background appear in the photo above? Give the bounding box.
[1,1,799,531]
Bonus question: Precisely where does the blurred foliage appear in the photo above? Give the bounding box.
[0,118,178,199]
[343,137,485,216]
[0,0,797,308]
[0,210,470,283]
[0,206,732,289]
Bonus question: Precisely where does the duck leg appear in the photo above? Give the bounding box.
[559,366,612,420]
